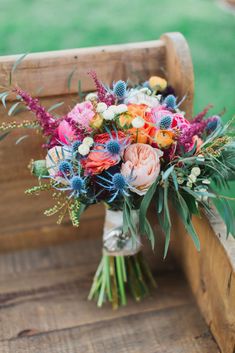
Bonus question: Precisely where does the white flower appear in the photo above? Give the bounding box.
[132,116,145,129]
[96,102,107,113]
[196,154,205,162]
[83,137,94,147]
[78,143,90,156]
[102,109,115,121]
[188,174,197,183]
[115,104,128,114]
[46,146,70,177]
[177,177,184,185]
[108,105,118,114]
[191,167,201,176]
[186,181,193,188]
[202,179,211,185]
[124,91,160,108]
[85,92,98,101]
[139,87,152,95]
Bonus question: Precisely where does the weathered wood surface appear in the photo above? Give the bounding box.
[0,236,219,353]
[170,208,235,353]
[161,32,194,117]
[0,40,166,99]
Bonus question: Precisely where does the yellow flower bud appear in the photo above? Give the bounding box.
[149,76,167,92]
[90,113,103,129]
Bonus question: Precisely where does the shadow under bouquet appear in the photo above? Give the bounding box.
[1,72,235,308]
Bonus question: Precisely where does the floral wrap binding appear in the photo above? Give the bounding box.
[103,209,141,256]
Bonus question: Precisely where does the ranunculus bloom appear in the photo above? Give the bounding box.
[119,104,156,144]
[121,143,163,195]
[82,131,127,175]
[58,120,76,144]
[67,101,95,130]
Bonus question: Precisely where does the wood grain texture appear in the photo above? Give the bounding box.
[170,209,235,353]
[161,32,194,118]
[0,40,166,99]
[0,237,219,353]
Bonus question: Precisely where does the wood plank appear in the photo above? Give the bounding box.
[161,32,194,118]
[0,238,218,352]
[170,209,235,353]
[0,302,219,353]
[0,40,166,99]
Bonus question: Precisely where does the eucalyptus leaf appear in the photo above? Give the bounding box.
[10,53,28,84]
[15,135,28,144]
[0,131,10,141]
[8,102,21,116]
[48,102,64,113]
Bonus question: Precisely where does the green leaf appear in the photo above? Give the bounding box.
[8,102,21,116]
[10,53,28,84]
[1,92,9,108]
[174,192,200,251]
[163,181,171,258]
[156,186,163,214]
[48,102,64,113]
[67,67,76,91]
[144,218,155,249]
[162,165,174,181]
[139,178,159,233]
[15,135,28,144]
[0,131,10,141]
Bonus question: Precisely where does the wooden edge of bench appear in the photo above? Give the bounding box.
[0,39,166,99]
[161,32,194,118]
[170,208,235,353]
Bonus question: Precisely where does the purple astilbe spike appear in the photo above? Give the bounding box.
[88,70,115,106]
[14,87,59,136]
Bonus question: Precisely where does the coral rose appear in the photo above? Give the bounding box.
[82,131,127,175]
[121,143,163,195]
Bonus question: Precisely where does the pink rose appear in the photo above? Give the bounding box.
[67,101,95,130]
[121,143,163,195]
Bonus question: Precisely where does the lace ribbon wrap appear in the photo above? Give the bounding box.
[103,209,141,256]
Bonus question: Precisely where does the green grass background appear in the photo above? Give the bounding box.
[0,0,235,204]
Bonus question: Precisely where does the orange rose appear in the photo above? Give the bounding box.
[119,104,156,144]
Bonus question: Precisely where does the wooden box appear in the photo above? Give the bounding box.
[0,32,234,353]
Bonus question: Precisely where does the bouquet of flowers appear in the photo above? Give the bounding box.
[1,72,235,309]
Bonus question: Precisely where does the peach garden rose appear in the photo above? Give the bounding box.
[121,143,163,195]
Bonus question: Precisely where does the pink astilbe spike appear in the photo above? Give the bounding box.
[14,87,60,135]
[87,70,115,106]
[191,104,213,123]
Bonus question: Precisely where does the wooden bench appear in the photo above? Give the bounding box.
[0,32,234,353]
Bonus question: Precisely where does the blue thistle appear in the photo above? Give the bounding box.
[71,176,84,191]
[58,161,72,174]
[159,115,172,130]
[112,173,126,190]
[206,116,221,132]
[113,80,127,99]
[164,95,177,110]
[72,140,82,153]
[106,140,121,155]
[97,171,134,202]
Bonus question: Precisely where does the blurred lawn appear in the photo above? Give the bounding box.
[0,0,235,204]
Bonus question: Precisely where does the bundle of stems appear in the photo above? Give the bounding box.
[88,251,157,309]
